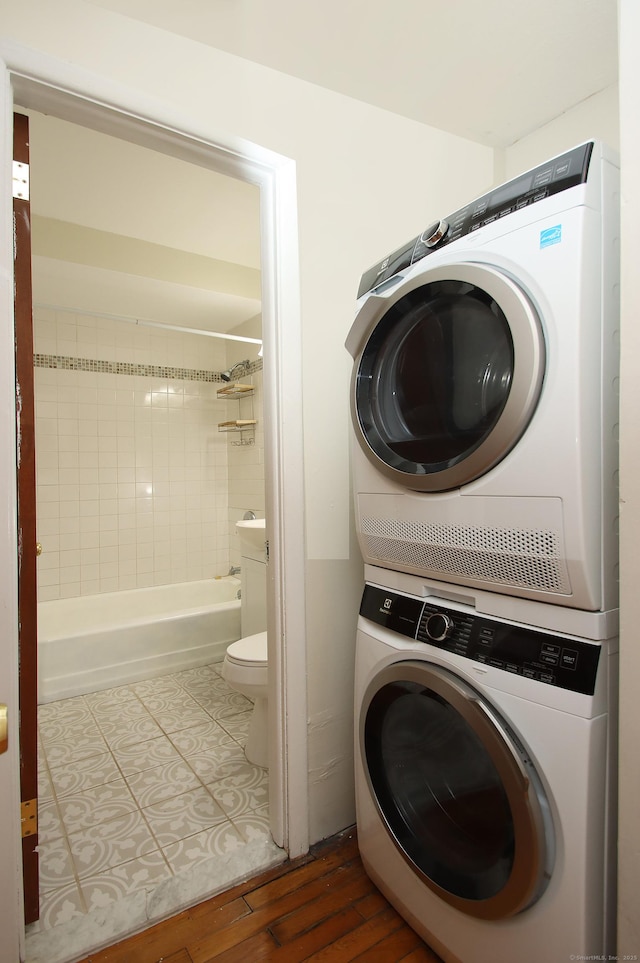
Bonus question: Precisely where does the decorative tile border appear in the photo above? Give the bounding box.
[33,354,262,384]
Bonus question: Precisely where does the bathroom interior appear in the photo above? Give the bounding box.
[25,108,281,958]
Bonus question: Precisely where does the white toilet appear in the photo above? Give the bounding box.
[222,631,268,768]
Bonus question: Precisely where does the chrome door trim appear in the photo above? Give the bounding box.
[350,262,545,492]
[360,660,554,920]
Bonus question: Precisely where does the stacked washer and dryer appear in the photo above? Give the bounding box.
[345,141,619,963]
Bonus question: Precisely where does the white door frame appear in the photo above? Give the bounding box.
[0,42,308,957]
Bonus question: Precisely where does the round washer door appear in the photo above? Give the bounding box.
[360,661,554,920]
[351,263,545,492]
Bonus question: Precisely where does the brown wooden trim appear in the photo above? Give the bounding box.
[13,110,39,924]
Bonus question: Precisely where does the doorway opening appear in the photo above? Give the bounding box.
[5,63,308,961]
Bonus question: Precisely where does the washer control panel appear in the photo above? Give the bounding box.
[359,583,601,696]
[357,141,593,298]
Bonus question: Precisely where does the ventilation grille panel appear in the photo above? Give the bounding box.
[360,516,570,595]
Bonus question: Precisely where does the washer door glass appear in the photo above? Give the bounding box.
[362,662,553,919]
[352,264,545,492]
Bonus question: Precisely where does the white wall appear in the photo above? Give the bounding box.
[503,85,620,177]
[0,0,495,847]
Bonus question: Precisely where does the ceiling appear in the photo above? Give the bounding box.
[27,110,263,335]
[88,0,619,148]
[27,0,619,336]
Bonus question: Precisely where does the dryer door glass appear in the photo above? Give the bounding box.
[352,265,544,492]
[362,663,552,919]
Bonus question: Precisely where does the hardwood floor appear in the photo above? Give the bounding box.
[76,827,443,963]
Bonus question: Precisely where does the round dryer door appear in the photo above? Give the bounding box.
[360,661,554,920]
[351,263,545,492]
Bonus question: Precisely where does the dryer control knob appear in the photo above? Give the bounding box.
[425,612,454,642]
[420,219,449,248]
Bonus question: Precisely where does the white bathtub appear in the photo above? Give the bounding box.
[37,577,241,703]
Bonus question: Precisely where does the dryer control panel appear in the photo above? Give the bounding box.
[359,583,601,696]
[357,141,594,298]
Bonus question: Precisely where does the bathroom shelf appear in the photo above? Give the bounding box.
[218,379,257,443]
[216,383,254,399]
[218,419,257,432]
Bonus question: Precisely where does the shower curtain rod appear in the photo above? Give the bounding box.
[33,302,263,346]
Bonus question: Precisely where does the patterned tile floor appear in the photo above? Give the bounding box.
[32,661,271,935]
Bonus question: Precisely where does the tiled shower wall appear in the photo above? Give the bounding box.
[33,308,263,603]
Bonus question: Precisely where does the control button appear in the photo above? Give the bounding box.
[533,168,553,186]
[425,612,454,642]
[420,219,449,248]
[541,643,561,656]
[554,161,571,179]
[540,643,560,666]
[505,663,520,674]
[522,666,537,679]
[537,670,556,685]
[561,648,579,670]
[516,197,530,210]
[532,190,548,203]
[540,652,559,666]
[489,659,504,669]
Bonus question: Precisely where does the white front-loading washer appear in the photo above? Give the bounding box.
[345,141,620,613]
[354,576,618,963]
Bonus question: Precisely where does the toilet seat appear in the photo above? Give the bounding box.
[225,631,267,668]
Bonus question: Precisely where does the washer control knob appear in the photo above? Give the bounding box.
[425,612,454,642]
[420,219,449,248]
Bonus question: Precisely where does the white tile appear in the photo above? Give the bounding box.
[69,810,158,880]
[126,760,201,809]
[142,787,227,847]
[162,821,245,875]
[79,851,172,912]
[37,569,60,587]
[38,585,61,602]
[82,558,102,579]
[58,484,80,502]
[37,883,89,932]
[59,516,81,534]
[38,551,60,570]
[59,451,79,469]
[38,502,61,521]
[97,713,164,752]
[59,582,81,599]
[80,580,100,595]
[50,750,121,799]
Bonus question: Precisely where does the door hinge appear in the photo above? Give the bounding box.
[0,704,7,754]
[12,160,29,201]
[21,799,37,838]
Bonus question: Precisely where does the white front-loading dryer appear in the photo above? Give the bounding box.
[354,578,618,963]
[345,141,620,613]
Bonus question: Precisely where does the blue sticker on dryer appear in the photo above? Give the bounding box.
[540,225,562,249]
